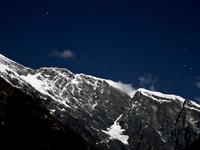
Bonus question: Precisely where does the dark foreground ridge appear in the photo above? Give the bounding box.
[0,77,97,149]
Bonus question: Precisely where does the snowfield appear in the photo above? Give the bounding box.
[102,114,129,145]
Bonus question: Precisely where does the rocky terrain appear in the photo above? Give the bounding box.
[0,54,200,149]
[0,77,96,149]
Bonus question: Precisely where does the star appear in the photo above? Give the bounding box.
[0,0,199,103]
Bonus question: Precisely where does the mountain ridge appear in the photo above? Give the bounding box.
[0,53,200,150]
[1,53,197,106]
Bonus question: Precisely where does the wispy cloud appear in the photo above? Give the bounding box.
[196,82,200,89]
[195,77,200,89]
[192,77,200,104]
[138,73,158,91]
[49,50,75,60]
[194,97,200,103]
[106,80,136,97]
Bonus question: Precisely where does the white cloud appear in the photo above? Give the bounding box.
[138,73,158,91]
[49,50,75,60]
[106,80,136,97]
[195,77,200,89]
[149,85,156,91]
[195,82,200,89]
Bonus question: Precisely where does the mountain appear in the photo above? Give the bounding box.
[0,76,97,149]
[0,53,200,150]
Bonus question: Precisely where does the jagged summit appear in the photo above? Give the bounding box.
[1,53,195,105]
[0,53,200,150]
[0,53,134,99]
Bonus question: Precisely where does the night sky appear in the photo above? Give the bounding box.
[0,0,200,103]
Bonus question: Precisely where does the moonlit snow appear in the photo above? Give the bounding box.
[138,88,185,104]
[102,114,129,145]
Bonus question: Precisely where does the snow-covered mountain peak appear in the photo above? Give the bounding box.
[1,53,200,107]
[1,53,200,149]
[1,54,200,108]
[0,54,135,99]
[137,88,200,110]
[0,54,132,111]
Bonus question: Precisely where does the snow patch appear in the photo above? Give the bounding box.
[0,63,9,73]
[71,75,80,85]
[156,130,166,142]
[57,107,66,111]
[21,74,45,92]
[92,101,98,109]
[20,73,71,108]
[102,114,129,145]
[185,105,200,112]
[189,100,200,109]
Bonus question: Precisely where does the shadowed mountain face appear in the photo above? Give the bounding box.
[0,77,97,149]
[0,54,200,150]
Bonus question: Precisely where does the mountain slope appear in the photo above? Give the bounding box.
[0,54,200,150]
[0,76,97,149]
[120,89,200,149]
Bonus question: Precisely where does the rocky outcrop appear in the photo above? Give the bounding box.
[120,89,200,150]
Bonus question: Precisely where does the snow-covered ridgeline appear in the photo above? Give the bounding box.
[1,53,200,111]
[138,88,200,111]
[0,54,133,110]
[138,88,185,103]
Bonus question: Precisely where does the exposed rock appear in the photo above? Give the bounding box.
[1,54,200,150]
[0,77,97,149]
[120,89,200,150]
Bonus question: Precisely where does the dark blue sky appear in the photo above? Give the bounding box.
[0,0,200,102]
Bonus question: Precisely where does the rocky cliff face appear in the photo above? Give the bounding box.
[0,54,200,150]
[120,89,200,149]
